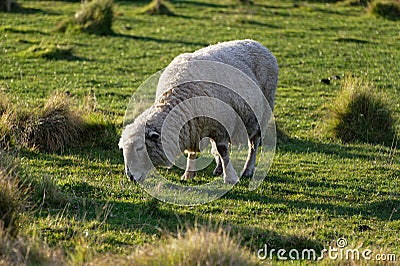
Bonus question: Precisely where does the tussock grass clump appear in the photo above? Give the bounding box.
[57,0,114,35]
[54,17,75,33]
[20,43,76,60]
[323,76,397,145]
[0,91,9,116]
[23,92,84,153]
[0,152,25,236]
[142,0,175,15]
[0,153,65,265]
[0,91,117,153]
[368,0,400,20]
[0,108,30,149]
[90,225,258,265]
[0,94,11,147]
[0,177,21,234]
[0,225,65,266]
[75,0,114,34]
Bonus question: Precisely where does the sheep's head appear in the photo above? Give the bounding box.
[119,112,171,182]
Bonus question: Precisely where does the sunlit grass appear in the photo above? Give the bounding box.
[0,0,399,264]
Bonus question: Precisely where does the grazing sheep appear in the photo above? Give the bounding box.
[119,39,278,184]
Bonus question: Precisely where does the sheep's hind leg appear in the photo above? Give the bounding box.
[241,134,261,178]
[181,152,196,181]
[211,140,223,176]
[216,143,238,184]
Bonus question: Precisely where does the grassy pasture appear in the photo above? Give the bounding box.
[1,0,400,264]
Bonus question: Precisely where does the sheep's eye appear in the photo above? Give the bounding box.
[136,146,144,152]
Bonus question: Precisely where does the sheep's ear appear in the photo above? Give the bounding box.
[148,131,160,140]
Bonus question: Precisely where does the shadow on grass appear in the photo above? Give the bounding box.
[223,178,400,222]
[19,126,398,254]
[235,224,325,255]
[293,0,342,3]
[253,3,294,9]
[0,26,49,35]
[334,37,373,44]
[277,128,389,161]
[41,52,89,62]
[22,165,324,253]
[278,138,378,159]
[309,6,351,15]
[237,18,282,29]
[51,191,325,254]
[171,0,230,9]
[20,145,122,173]
[6,5,60,15]
[114,33,209,46]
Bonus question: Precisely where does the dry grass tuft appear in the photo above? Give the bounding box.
[0,152,24,236]
[0,152,68,265]
[368,0,400,20]
[22,92,85,153]
[0,152,69,265]
[57,0,114,35]
[0,224,65,266]
[75,0,114,34]
[20,43,76,60]
[0,93,13,149]
[0,91,117,152]
[89,225,259,266]
[0,106,30,149]
[0,91,9,116]
[142,0,175,15]
[322,75,397,145]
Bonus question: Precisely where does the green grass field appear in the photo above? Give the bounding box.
[1,0,399,264]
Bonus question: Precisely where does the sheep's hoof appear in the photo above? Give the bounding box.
[240,168,254,178]
[181,171,196,181]
[213,165,223,176]
[224,174,238,185]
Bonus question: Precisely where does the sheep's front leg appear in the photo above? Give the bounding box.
[241,134,261,177]
[181,152,196,180]
[211,140,223,176]
[216,143,238,185]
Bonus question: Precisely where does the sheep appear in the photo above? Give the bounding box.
[119,39,278,184]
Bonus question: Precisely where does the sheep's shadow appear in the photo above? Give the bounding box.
[220,129,400,222]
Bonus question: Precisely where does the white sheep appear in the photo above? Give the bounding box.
[119,39,278,184]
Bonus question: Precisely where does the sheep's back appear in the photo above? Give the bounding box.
[157,40,278,110]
